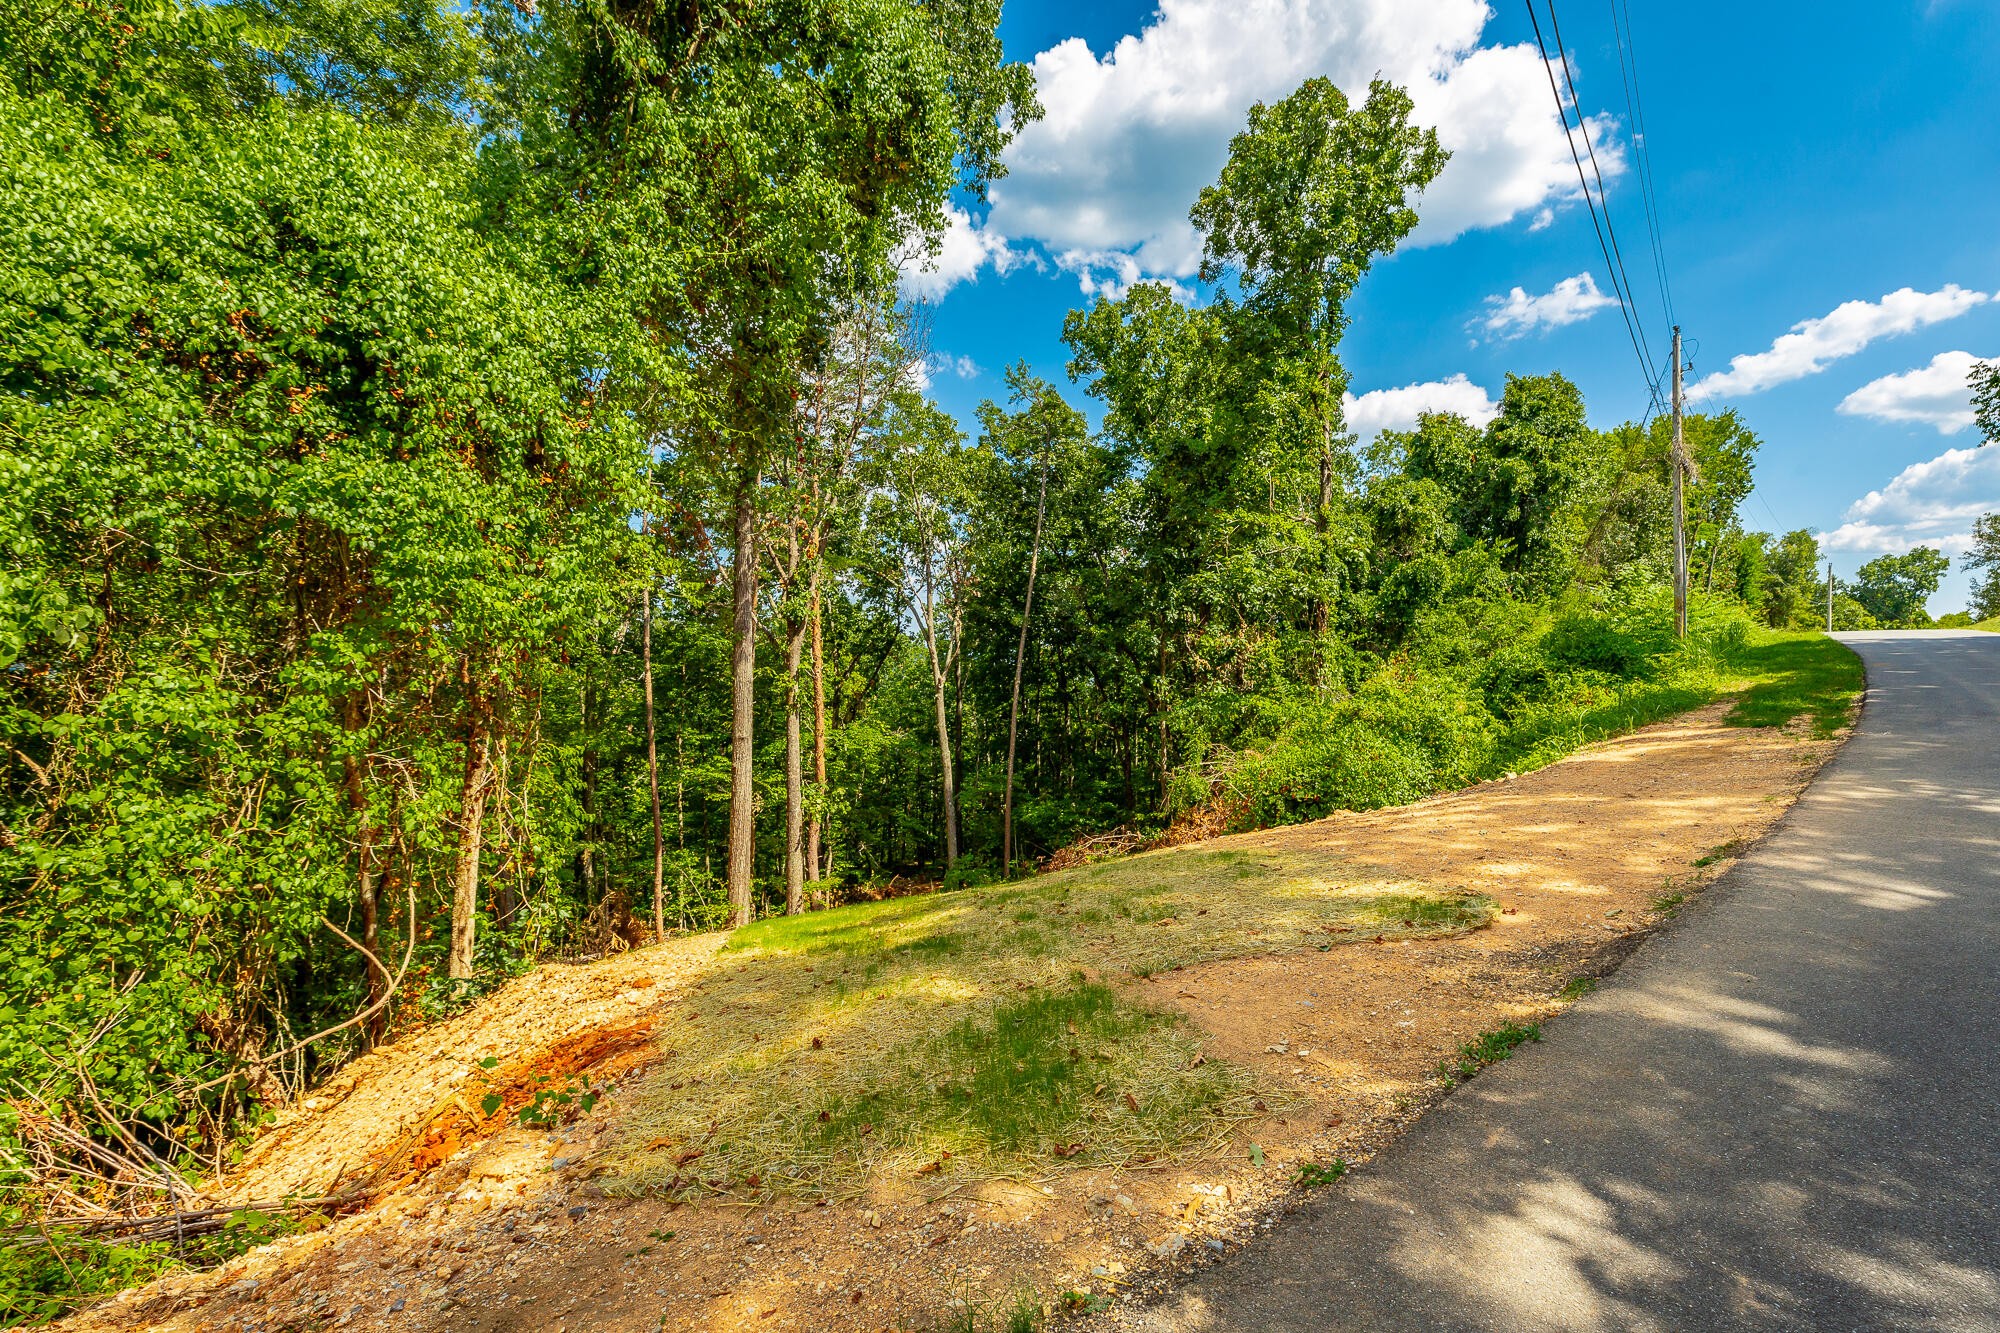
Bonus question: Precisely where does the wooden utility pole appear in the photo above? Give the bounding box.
[1827,561,1835,632]
[1671,325,1688,638]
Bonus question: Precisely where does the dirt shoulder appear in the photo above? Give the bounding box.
[62,701,1843,1333]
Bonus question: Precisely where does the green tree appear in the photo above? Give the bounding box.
[1963,513,2000,621]
[1972,359,1999,447]
[1760,529,1826,628]
[1849,548,1950,627]
[1399,375,1603,594]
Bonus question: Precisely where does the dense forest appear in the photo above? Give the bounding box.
[3,0,1996,1274]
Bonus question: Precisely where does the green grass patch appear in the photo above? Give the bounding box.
[1555,976,1597,1002]
[607,848,1491,1201]
[1295,1159,1347,1188]
[1435,1021,1542,1087]
[1723,631,1863,737]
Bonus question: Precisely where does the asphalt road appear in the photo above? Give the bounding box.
[1115,631,2000,1333]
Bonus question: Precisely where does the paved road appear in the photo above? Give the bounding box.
[1116,632,2000,1332]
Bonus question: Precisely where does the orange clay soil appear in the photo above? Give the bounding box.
[62,701,1843,1333]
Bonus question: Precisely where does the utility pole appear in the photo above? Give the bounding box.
[1671,326,1688,638]
[1827,561,1835,632]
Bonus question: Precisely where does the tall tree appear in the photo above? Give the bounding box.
[1851,548,1951,627]
[1962,513,2000,621]
[871,402,976,869]
[1972,358,2000,447]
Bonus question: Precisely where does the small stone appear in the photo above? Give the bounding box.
[568,1206,588,1220]
[1206,1239,1225,1252]
[744,1234,763,1246]
[389,1298,406,1313]
[551,1158,570,1170]
[1114,1194,1138,1216]
[1144,1233,1188,1259]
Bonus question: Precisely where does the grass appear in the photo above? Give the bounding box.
[1722,631,1864,737]
[1434,1021,1542,1087]
[1489,627,1860,780]
[1555,976,1598,1002]
[602,848,1492,1201]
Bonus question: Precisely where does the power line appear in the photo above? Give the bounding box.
[1545,0,1659,380]
[1610,0,1675,331]
[1522,0,1658,396]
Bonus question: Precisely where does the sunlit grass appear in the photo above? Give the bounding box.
[1723,630,1863,737]
[603,848,1490,1200]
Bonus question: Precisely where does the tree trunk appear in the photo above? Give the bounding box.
[1313,446,1333,637]
[580,683,599,906]
[339,694,384,1043]
[783,619,806,914]
[448,708,492,980]
[807,563,828,890]
[1002,467,1049,879]
[727,471,759,927]
[924,617,959,870]
[644,581,664,941]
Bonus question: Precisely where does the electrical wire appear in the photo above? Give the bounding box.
[1611,0,1676,331]
[1545,0,1659,379]
[1523,0,1659,395]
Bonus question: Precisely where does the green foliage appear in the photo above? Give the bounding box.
[1435,1021,1542,1087]
[1849,547,1951,628]
[1972,358,2000,447]
[0,1234,183,1327]
[1295,1158,1347,1188]
[1962,513,2000,622]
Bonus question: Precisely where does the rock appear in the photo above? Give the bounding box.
[568,1205,589,1219]
[1145,1233,1188,1259]
[389,1297,406,1312]
[1114,1194,1138,1216]
[1206,1239,1225,1252]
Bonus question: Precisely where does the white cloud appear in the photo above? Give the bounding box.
[1821,442,2000,555]
[1052,249,1195,302]
[987,0,1622,290]
[1687,285,1992,402]
[1480,272,1619,339]
[1837,350,1988,434]
[1343,374,1498,437]
[897,205,1036,301]
[901,352,982,394]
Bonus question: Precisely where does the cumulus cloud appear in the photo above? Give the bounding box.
[897,206,1035,302]
[1343,374,1499,437]
[1687,285,1992,402]
[1820,442,2000,555]
[1837,350,1988,434]
[1480,272,1619,339]
[987,0,1620,290]
[901,352,982,393]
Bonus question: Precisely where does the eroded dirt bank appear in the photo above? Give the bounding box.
[63,701,1842,1333]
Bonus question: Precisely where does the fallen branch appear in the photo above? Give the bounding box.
[5,1189,372,1249]
[181,870,417,1097]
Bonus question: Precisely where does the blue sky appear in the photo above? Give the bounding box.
[904,0,2000,612]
